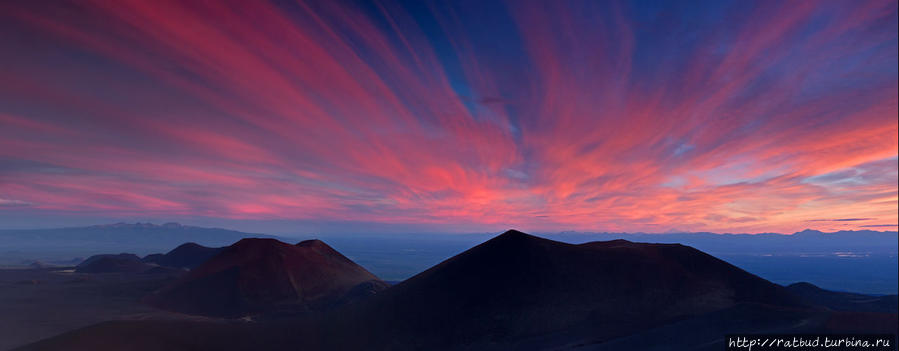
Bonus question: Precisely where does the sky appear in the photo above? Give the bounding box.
[0,0,897,235]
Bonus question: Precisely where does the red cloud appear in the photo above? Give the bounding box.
[0,0,896,233]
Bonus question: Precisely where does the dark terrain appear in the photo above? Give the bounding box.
[13,230,898,350]
[5,224,896,294]
[145,238,387,317]
[0,267,195,350]
[75,254,155,274]
[142,243,224,269]
[786,282,898,313]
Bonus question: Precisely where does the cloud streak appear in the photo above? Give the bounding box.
[0,198,32,208]
[0,0,896,233]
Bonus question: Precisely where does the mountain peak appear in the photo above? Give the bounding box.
[173,242,203,249]
[603,238,635,245]
[76,253,151,273]
[485,229,556,249]
[146,237,385,317]
[500,229,528,236]
[794,229,824,236]
[495,229,538,241]
[346,229,801,350]
[476,230,548,252]
[296,239,327,247]
[231,237,282,248]
[143,242,224,269]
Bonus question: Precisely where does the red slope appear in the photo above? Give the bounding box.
[145,238,384,317]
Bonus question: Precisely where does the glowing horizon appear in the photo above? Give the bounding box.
[1,0,897,233]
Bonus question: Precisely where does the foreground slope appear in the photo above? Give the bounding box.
[786,282,898,313]
[144,238,386,317]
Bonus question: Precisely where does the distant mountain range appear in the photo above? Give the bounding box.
[2,223,896,294]
[17,230,897,351]
[545,229,899,255]
[2,223,895,256]
[0,223,278,265]
[3,223,895,258]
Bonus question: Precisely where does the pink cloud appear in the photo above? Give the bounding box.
[0,0,895,233]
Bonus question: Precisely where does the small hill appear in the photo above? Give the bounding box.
[27,261,56,269]
[144,238,386,317]
[75,254,153,273]
[787,282,898,313]
[142,242,224,269]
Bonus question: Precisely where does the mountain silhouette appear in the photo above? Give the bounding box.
[318,230,802,349]
[143,238,386,317]
[17,230,896,351]
[0,223,279,259]
[142,242,224,269]
[75,253,152,273]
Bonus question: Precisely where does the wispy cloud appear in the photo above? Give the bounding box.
[0,198,32,207]
[0,0,895,233]
[808,218,875,222]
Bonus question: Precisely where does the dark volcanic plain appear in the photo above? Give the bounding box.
[0,267,201,350]
[9,230,898,351]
